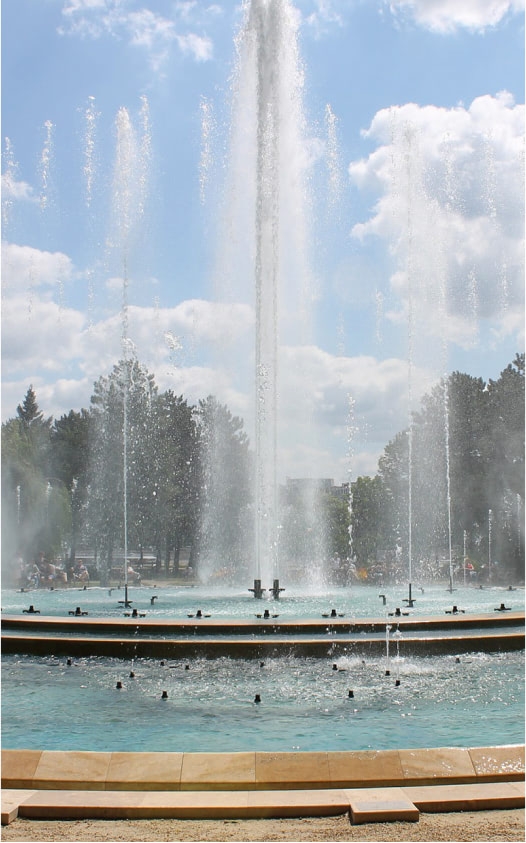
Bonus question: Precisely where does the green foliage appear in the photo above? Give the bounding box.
[1,354,524,584]
[372,357,524,581]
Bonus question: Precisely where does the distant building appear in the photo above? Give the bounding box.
[282,478,349,500]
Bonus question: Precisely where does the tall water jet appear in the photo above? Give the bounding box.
[252,0,281,588]
[209,0,319,590]
[97,103,150,598]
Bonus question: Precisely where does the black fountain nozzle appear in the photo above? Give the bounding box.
[254,694,261,703]
[395,679,401,687]
[69,606,88,616]
[118,583,133,608]
[150,595,158,605]
[161,690,168,699]
[249,579,266,599]
[379,594,387,605]
[403,582,416,607]
[270,578,285,600]
[348,689,354,699]
[445,605,464,615]
[495,603,511,612]
[116,681,123,689]
[23,605,40,614]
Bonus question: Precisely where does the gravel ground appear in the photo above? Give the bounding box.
[2,809,524,842]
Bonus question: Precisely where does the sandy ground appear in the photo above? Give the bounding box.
[2,810,524,842]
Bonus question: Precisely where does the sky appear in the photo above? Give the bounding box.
[1,0,524,484]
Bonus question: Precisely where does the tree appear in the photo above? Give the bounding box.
[485,354,525,578]
[86,358,156,582]
[51,410,92,562]
[350,475,384,568]
[196,396,252,580]
[1,387,54,567]
[148,390,201,574]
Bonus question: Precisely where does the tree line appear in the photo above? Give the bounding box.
[350,354,524,582]
[2,353,524,585]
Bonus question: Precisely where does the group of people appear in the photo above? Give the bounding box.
[17,552,89,589]
[15,553,145,589]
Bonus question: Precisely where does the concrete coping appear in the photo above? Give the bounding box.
[2,745,524,793]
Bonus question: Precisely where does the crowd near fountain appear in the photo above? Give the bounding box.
[1,0,524,759]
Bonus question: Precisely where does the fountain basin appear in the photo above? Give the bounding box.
[2,647,523,753]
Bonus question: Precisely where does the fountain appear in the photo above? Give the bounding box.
[1,0,524,805]
[205,0,325,595]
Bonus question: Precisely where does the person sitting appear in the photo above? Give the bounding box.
[54,562,67,585]
[73,561,89,583]
[27,561,41,589]
[127,564,141,584]
[41,560,57,584]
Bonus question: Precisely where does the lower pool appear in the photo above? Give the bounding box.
[2,650,523,753]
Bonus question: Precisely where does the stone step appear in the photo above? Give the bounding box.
[2,781,524,825]
[405,781,525,812]
[345,787,420,823]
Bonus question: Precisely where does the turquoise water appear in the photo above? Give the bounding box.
[2,650,523,752]
[2,582,523,620]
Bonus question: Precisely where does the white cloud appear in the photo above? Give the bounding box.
[304,0,345,36]
[1,242,73,291]
[127,8,175,49]
[1,245,423,481]
[274,345,435,479]
[386,0,525,33]
[58,0,214,69]
[349,93,525,349]
[176,32,214,61]
[1,295,86,374]
[1,174,35,203]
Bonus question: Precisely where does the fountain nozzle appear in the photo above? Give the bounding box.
[249,579,266,599]
[270,578,285,599]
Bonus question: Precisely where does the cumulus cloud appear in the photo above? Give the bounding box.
[274,345,434,478]
[1,237,420,479]
[1,242,74,292]
[303,0,345,36]
[385,0,525,33]
[1,295,86,374]
[58,0,216,70]
[1,245,256,423]
[1,174,35,204]
[349,93,525,349]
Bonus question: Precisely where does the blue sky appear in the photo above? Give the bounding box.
[2,0,524,482]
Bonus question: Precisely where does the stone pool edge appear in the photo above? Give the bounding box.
[2,745,524,825]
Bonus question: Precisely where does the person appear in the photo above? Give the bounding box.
[27,560,41,589]
[127,564,141,584]
[41,560,57,584]
[73,561,89,583]
[54,561,67,585]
